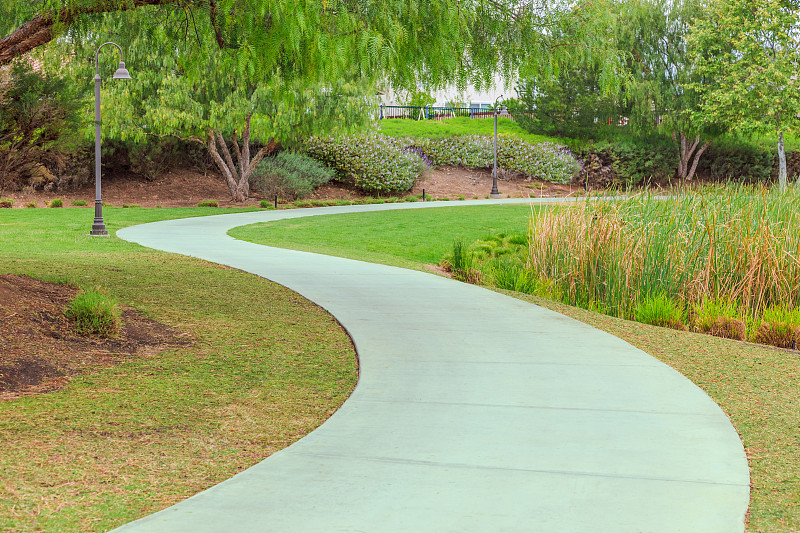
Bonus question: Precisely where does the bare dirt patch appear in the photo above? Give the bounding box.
[411,167,582,199]
[0,274,191,400]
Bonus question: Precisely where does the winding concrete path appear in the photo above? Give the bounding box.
[115,200,749,533]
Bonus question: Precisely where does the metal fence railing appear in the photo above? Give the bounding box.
[378,105,504,120]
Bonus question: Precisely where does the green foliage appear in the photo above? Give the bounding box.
[197,200,219,208]
[64,289,122,337]
[122,204,141,208]
[251,151,335,201]
[697,139,775,183]
[0,198,12,208]
[687,0,800,188]
[259,199,275,209]
[70,199,88,207]
[305,134,424,194]
[582,139,676,185]
[634,294,686,329]
[48,198,63,208]
[24,201,36,208]
[0,61,85,191]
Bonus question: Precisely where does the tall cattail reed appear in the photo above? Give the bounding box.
[528,185,800,321]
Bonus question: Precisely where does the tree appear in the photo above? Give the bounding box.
[688,0,800,190]
[2,0,625,200]
[616,0,716,181]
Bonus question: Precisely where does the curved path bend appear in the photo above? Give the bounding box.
[115,200,749,533]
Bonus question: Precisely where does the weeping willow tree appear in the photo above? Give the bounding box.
[1,0,624,200]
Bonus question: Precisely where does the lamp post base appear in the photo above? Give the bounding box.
[489,193,503,199]
[89,226,109,236]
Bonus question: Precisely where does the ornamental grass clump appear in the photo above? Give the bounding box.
[634,294,687,330]
[305,134,424,194]
[755,306,800,349]
[65,289,122,337]
[693,299,746,341]
[527,185,800,326]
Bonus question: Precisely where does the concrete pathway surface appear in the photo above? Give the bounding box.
[114,200,749,532]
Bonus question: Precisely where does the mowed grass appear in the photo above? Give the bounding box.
[376,115,566,145]
[0,208,358,532]
[235,201,800,533]
[230,204,539,271]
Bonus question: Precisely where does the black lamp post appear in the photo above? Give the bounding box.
[490,95,503,199]
[90,42,131,236]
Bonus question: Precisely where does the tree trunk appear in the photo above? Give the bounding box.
[205,114,279,202]
[777,130,787,192]
[676,132,711,181]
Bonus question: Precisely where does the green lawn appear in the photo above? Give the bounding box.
[234,203,800,533]
[0,207,358,532]
[229,204,539,271]
[375,115,567,145]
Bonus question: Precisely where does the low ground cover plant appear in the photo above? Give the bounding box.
[305,134,424,194]
[197,199,219,207]
[0,197,12,208]
[70,199,87,206]
[48,198,63,208]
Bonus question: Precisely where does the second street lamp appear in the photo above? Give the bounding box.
[90,42,131,237]
[490,95,503,199]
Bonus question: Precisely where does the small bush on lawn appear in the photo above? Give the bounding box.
[251,151,335,201]
[305,134,424,194]
[122,203,140,208]
[71,199,88,206]
[49,198,63,208]
[0,198,12,208]
[64,289,122,337]
[754,306,800,348]
[259,199,275,209]
[634,294,687,330]
[25,201,36,208]
[197,200,219,207]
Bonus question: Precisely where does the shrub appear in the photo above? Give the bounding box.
[0,61,84,192]
[0,197,12,208]
[754,306,800,348]
[197,200,219,207]
[24,201,36,208]
[251,151,335,201]
[415,135,580,184]
[64,289,122,337]
[259,199,275,209]
[634,294,687,330]
[49,198,63,208]
[305,134,424,194]
[71,199,88,206]
[122,203,141,208]
[693,299,746,340]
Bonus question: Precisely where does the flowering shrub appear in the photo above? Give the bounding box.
[305,134,424,194]
[415,135,580,184]
[497,139,581,185]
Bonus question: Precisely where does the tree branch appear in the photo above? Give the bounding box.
[0,0,181,66]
